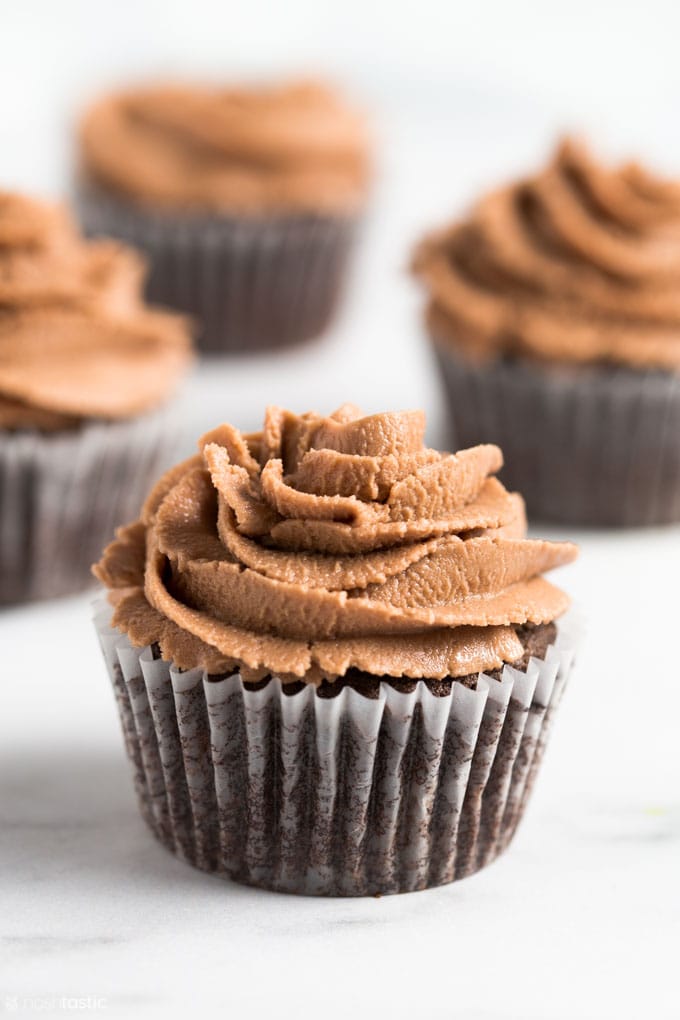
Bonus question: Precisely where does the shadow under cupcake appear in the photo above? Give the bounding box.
[0,191,192,605]
[93,403,577,896]
[413,137,680,527]
[75,79,370,356]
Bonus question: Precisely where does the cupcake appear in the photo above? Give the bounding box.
[413,137,680,526]
[76,79,369,355]
[0,191,192,605]
[93,403,577,896]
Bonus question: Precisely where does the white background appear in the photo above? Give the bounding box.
[1,2,680,1018]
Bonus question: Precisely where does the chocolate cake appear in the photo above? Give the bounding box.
[413,137,680,525]
[94,404,577,895]
[76,79,370,353]
[0,191,192,603]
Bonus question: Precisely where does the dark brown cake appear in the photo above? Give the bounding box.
[239,621,557,699]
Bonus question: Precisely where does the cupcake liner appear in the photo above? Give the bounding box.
[94,604,577,897]
[0,409,179,605]
[76,184,358,356]
[433,338,680,526]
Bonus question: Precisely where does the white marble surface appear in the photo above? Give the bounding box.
[2,3,680,1016]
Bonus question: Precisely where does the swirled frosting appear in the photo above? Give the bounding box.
[79,79,369,215]
[95,404,577,684]
[413,137,680,370]
[0,192,192,430]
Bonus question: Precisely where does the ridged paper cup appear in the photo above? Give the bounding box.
[76,183,358,356]
[0,408,180,605]
[433,337,680,527]
[94,603,577,897]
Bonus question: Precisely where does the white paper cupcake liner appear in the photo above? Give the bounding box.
[0,408,179,605]
[94,604,577,897]
[76,183,358,356]
[433,338,680,526]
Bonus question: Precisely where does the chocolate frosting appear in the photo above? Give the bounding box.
[95,405,577,684]
[0,192,192,430]
[79,79,369,215]
[413,137,680,370]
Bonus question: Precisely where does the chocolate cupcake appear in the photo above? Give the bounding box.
[0,191,192,604]
[76,79,369,355]
[413,137,680,526]
[93,403,577,896]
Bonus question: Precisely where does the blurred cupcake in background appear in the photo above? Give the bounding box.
[0,191,192,604]
[413,137,680,526]
[94,403,577,896]
[76,79,370,355]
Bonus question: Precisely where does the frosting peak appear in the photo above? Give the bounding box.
[95,405,577,683]
[0,192,192,430]
[79,79,369,214]
[413,137,680,370]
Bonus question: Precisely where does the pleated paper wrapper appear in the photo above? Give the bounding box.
[94,602,577,897]
[434,338,680,526]
[76,184,358,356]
[0,408,179,605]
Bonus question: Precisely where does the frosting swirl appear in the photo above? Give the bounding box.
[413,137,680,370]
[79,79,369,215]
[0,192,192,430]
[95,404,577,684]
